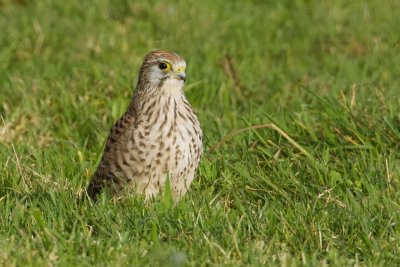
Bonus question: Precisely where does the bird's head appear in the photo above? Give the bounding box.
[136,50,187,94]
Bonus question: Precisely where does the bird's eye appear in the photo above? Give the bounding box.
[159,62,170,71]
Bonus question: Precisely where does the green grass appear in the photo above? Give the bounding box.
[1,0,400,266]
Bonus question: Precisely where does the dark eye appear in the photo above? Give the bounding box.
[159,62,168,69]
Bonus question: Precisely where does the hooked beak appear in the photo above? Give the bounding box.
[175,72,186,82]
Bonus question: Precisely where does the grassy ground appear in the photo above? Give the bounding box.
[1,0,400,266]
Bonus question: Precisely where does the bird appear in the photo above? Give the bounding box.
[86,50,203,202]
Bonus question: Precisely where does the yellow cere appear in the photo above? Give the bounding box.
[176,66,185,73]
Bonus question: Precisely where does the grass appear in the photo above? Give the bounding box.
[1,0,400,266]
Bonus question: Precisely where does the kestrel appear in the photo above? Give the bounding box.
[86,50,203,201]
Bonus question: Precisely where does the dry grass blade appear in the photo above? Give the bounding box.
[208,123,314,162]
[0,115,28,188]
[220,54,247,99]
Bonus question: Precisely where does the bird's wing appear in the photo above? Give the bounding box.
[86,106,136,199]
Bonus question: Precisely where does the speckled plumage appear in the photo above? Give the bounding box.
[86,50,203,201]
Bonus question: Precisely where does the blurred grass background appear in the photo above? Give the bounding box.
[1,0,400,266]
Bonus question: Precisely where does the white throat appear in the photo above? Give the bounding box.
[161,78,184,97]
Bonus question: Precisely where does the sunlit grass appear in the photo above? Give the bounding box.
[1,0,400,266]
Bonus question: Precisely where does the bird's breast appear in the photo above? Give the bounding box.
[132,95,203,174]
